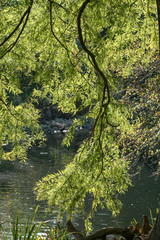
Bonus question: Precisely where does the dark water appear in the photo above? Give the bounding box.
[0,131,160,235]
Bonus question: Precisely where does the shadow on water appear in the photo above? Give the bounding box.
[0,130,160,234]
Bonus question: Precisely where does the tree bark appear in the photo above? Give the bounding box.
[84,227,135,240]
[67,220,84,240]
[67,220,135,240]
[67,211,160,240]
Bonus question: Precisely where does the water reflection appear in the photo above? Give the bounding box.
[91,167,160,231]
[0,133,75,233]
[0,131,160,234]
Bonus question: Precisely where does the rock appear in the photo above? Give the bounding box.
[51,120,65,130]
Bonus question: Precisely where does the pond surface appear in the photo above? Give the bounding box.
[0,131,160,235]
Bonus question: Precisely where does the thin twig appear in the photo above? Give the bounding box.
[0,97,20,121]
[49,0,69,51]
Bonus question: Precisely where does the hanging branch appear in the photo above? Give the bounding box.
[49,0,95,88]
[77,0,114,137]
[76,0,119,185]
[49,0,81,70]
[77,0,110,108]
[0,97,21,121]
[49,0,68,51]
[0,0,33,59]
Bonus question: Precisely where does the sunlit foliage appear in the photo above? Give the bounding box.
[0,0,159,222]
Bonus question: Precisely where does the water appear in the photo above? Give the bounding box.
[0,131,160,235]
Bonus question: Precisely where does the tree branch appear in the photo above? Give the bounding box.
[67,220,135,240]
[77,0,114,140]
[49,0,69,51]
[77,0,110,107]
[0,97,22,122]
[67,220,84,240]
[0,0,33,59]
[51,0,67,11]
[0,1,33,47]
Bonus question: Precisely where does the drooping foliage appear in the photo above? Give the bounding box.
[119,56,160,171]
[0,0,159,221]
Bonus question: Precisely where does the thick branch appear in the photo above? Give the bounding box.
[67,220,135,240]
[67,220,84,240]
[77,0,110,107]
[85,227,134,240]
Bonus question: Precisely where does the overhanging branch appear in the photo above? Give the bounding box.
[77,0,110,108]
[0,0,33,59]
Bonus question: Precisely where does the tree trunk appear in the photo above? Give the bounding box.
[67,220,84,240]
[67,220,135,240]
[67,211,160,240]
